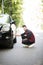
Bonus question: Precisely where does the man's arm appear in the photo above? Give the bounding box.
[15,34,21,36]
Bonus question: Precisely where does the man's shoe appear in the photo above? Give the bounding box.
[23,45,29,48]
[29,44,35,48]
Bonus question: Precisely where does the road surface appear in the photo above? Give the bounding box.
[0,32,43,65]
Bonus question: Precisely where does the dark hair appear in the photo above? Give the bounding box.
[22,25,27,27]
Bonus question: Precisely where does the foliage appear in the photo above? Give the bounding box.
[0,0,2,9]
[0,0,24,26]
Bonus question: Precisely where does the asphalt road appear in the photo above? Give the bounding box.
[0,32,43,65]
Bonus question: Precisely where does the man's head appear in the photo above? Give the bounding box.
[22,25,27,31]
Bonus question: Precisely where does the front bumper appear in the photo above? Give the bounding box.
[0,31,13,48]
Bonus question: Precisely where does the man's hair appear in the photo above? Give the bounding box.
[22,25,27,27]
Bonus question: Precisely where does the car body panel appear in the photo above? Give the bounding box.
[0,14,16,48]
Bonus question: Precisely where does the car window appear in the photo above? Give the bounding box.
[0,14,11,24]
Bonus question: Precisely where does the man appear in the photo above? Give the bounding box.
[21,25,35,48]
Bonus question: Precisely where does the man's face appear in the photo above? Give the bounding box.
[23,27,27,31]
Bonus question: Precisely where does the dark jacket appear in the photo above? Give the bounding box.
[21,29,35,43]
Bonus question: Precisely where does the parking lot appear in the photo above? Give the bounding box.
[0,32,43,65]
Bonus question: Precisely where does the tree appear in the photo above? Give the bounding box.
[0,0,2,10]
[4,0,12,15]
[0,0,24,26]
[12,0,24,26]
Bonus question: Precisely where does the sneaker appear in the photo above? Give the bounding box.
[23,45,29,48]
[29,44,35,48]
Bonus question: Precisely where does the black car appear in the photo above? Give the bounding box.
[0,14,16,48]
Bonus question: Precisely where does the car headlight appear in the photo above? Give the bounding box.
[1,24,10,32]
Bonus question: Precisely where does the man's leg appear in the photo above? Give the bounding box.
[22,41,29,48]
[22,41,35,48]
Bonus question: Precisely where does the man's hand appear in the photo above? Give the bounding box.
[22,38,27,41]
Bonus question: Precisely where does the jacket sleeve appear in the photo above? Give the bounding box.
[27,32,35,43]
[27,32,32,39]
